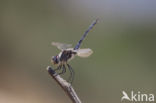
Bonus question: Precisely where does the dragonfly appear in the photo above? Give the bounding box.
[51,19,98,84]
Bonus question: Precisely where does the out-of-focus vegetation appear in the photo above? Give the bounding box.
[0,0,156,103]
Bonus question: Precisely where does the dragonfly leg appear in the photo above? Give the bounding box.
[67,64,75,84]
[54,65,62,71]
[58,64,66,75]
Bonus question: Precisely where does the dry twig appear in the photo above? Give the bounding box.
[47,66,82,103]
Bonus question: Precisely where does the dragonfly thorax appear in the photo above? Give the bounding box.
[59,50,76,62]
[52,50,76,65]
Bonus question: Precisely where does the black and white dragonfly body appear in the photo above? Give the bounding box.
[51,19,98,84]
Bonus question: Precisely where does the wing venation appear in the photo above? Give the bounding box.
[52,42,72,50]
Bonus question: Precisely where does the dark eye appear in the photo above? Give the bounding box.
[52,56,58,64]
[52,56,56,61]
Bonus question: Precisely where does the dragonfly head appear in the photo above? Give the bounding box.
[52,55,59,65]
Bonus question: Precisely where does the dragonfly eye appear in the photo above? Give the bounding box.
[52,56,59,64]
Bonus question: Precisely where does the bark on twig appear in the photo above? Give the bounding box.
[47,66,82,103]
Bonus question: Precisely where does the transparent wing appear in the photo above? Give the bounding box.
[52,42,72,50]
[76,48,93,58]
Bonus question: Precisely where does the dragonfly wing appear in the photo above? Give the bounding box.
[52,42,72,50]
[76,48,93,58]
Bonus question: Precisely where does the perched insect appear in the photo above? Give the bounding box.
[51,19,98,84]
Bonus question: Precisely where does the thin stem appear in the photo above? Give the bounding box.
[47,66,82,103]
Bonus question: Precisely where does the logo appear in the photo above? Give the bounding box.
[121,91,154,102]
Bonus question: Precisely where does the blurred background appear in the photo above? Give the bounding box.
[0,0,156,103]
